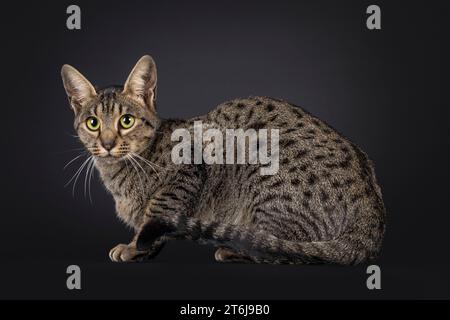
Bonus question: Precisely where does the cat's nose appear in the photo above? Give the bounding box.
[100,129,117,151]
[102,141,115,151]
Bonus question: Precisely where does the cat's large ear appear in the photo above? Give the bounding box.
[61,65,97,114]
[123,55,157,112]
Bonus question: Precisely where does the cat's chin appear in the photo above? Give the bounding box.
[95,155,125,164]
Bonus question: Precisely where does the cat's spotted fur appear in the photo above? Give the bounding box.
[61,55,385,264]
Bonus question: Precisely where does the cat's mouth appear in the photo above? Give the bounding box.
[95,152,127,162]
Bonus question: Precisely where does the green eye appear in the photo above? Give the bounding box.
[86,117,100,131]
[120,114,135,129]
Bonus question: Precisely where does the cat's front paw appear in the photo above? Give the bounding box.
[108,243,147,262]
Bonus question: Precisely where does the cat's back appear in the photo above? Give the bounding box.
[206,96,335,134]
[202,96,384,230]
[205,96,351,151]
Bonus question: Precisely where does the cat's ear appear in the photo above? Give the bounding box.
[123,55,157,112]
[61,64,97,114]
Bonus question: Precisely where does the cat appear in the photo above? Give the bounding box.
[61,55,385,264]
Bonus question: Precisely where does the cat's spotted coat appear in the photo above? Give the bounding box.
[61,55,385,264]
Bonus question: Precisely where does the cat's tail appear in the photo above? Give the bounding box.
[136,213,378,265]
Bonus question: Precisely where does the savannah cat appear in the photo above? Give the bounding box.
[61,55,385,264]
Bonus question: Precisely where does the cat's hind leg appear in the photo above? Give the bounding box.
[135,212,374,265]
[214,247,254,263]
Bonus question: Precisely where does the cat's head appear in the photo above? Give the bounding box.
[61,55,159,163]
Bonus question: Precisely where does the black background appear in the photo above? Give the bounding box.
[0,0,449,299]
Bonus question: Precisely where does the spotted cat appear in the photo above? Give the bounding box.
[61,55,385,264]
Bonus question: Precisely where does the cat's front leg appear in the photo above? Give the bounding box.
[135,213,179,252]
[109,243,140,262]
[110,210,186,262]
[109,239,148,262]
[132,171,203,256]
[108,232,166,262]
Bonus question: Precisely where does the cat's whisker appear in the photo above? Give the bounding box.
[131,152,162,171]
[65,155,93,197]
[128,154,150,187]
[87,157,96,203]
[123,156,131,176]
[84,157,95,200]
[65,155,91,187]
[65,131,80,139]
[83,158,90,198]
[126,154,146,200]
[129,154,153,183]
[63,153,86,170]
[136,154,164,169]
[131,152,162,181]
[72,156,93,197]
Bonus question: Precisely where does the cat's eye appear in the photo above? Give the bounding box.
[86,117,100,131]
[120,114,135,129]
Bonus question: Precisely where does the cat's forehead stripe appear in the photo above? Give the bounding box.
[89,97,131,117]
